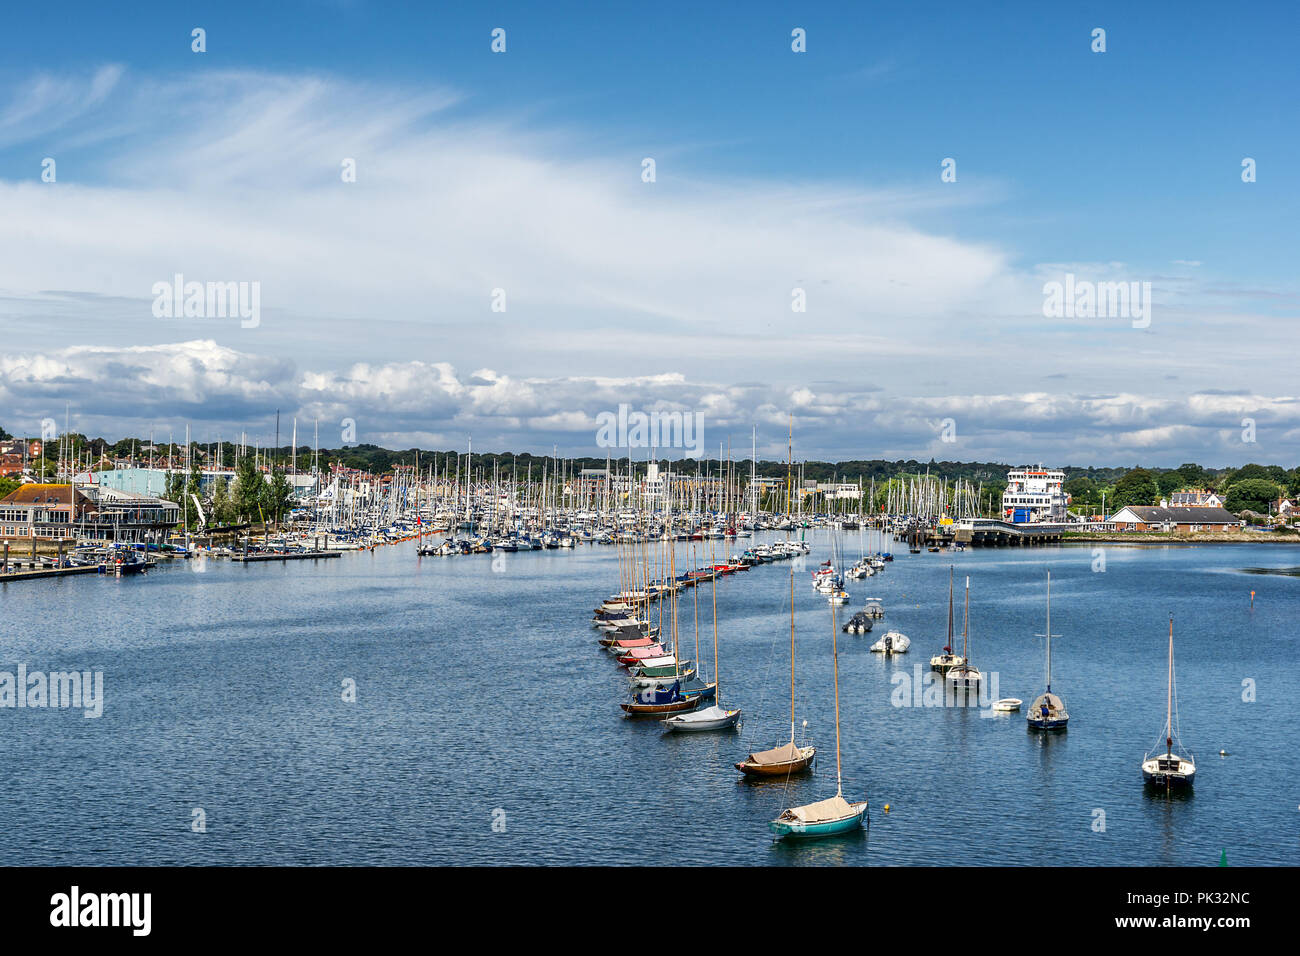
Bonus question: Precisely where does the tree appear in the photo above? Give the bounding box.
[211,477,234,526]
[264,469,293,527]
[1111,468,1159,510]
[232,456,265,522]
[0,476,20,499]
[1224,478,1284,515]
[1176,463,1207,487]
[1156,471,1183,497]
[1065,476,1098,508]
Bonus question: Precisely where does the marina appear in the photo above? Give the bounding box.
[2,529,1293,865]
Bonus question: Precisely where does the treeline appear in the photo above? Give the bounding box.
[5,425,1298,517]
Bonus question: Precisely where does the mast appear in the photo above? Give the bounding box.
[962,576,970,662]
[1045,570,1052,693]
[1166,616,1174,757]
[832,574,844,797]
[946,566,954,652]
[787,415,796,743]
[710,534,719,702]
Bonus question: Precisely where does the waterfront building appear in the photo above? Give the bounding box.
[1106,505,1239,533]
[1169,489,1225,508]
[0,483,180,543]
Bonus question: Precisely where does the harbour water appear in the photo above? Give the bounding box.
[1,533,1295,866]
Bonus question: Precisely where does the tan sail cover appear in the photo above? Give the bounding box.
[1030,692,1065,714]
[789,794,856,823]
[746,741,805,765]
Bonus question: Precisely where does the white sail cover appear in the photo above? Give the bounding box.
[789,794,856,823]
[746,741,805,765]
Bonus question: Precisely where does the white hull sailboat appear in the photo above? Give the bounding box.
[665,536,741,733]
[929,568,965,673]
[1142,617,1195,788]
[945,575,980,691]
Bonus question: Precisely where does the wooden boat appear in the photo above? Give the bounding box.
[621,684,703,719]
[1141,618,1195,789]
[769,595,867,839]
[739,418,813,777]
[1027,570,1069,731]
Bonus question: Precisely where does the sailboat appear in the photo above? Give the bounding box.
[1141,617,1195,788]
[768,591,868,838]
[929,567,965,673]
[1027,570,1069,730]
[736,419,815,776]
[945,576,980,691]
[665,538,740,731]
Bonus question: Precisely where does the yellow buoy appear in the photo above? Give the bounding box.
[883,804,891,813]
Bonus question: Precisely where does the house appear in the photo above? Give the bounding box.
[1169,489,1224,508]
[1276,498,1295,516]
[1107,505,1240,532]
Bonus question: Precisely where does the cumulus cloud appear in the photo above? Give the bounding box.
[2,340,1297,467]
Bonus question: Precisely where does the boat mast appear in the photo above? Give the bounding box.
[962,576,970,662]
[1166,616,1173,759]
[832,571,844,797]
[787,415,796,744]
[1045,570,1052,694]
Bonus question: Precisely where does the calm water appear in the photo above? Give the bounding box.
[1,533,1296,866]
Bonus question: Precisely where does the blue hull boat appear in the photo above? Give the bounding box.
[769,801,868,839]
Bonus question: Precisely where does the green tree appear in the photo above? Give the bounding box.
[1111,468,1159,510]
[1224,478,1284,515]
[1156,471,1183,497]
[232,456,265,522]
[211,477,233,526]
[1176,463,1207,487]
[1064,476,1098,507]
[264,469,293,527]
[0,476,20,498]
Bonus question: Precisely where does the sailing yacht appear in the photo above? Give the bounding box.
[1141,618,1195,788]
[736,421,814,776]
[929,567,965,673]
[1027,570,1069,731]
[768,596,868,838]
[945,577,981,691]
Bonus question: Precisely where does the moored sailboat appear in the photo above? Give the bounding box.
[1027,570,1069,731]
[1141,617,1195,789]
[768,595,867,838]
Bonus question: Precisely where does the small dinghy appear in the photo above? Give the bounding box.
[861,599,885,619]
[870,630,910,654]
[992,698,1022,712]
[827,589,850,606]
[664,703,741,732]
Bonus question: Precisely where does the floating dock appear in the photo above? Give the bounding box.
[231,551,341,562]
[0,565,101,582]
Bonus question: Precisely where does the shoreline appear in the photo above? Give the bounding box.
[1059,531,1300,545]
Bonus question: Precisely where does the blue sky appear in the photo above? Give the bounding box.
[0,1,1296,465]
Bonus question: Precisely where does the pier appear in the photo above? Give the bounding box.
[953,518,1067,546]
[231,551,341,562]
[0,565,101,582]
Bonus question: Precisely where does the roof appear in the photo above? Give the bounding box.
[1112,505,1238,523]
[0,483,90,506]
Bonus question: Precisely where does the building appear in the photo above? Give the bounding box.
[0,483,180,543]
[1107,505,1240,533]
[1169,489,1224,508]
[1002,467,1068,522]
